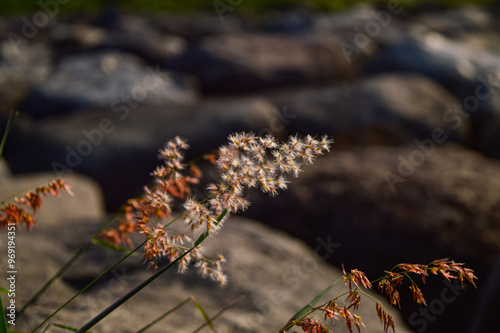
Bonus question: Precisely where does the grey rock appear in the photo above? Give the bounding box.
[169,33,354,93]
[266,73,471,147]
[313,3,409,60]
[6,213,415,333]
[366,28,500,95]
[5,97,279,210]
[365,29,500,144]
[264,3,407,45]
[414,5,494,37]
[0,41,52,114]
[48,22,107,58]
[0,159,11,180]
[96,13,188,65]
[153,13,249,40]
[244,143,500,333]
[22,50,198,118]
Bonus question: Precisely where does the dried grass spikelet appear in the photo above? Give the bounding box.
[0,179,72,230]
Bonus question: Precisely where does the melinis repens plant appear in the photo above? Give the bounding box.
[98,132,332,283]
[0,179,72,230]
[280,259,477,333]
[0,128,478,333]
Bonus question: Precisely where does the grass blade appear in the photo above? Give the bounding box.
[0,109,18,163]
[190,296,216,333]
[135,297,190,333]
[74,209,228,333]
[280,276,343,331]
[91,239,141,257]
[52,324,93,333]
[1,291,9,333]
[31,238,145,333]
[192,294,246,333]
[0,286,28,333]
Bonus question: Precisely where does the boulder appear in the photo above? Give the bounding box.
[22,50,199,118]
[5,213,415,333]
[413,5,494,37]
[0,41,52,115]
[169,33,354,94]
[263,3,407,47]
[0,171,105,226]
[5,97,279,210]
[94,13,188,65]
[310,3,408,64]
[0,159,11,180]
[477,114,500,159]
[47,21,108,58]
[365,28,500,151]
[266,73,471,147]
[152,13,249,40]
[244,143,500,333]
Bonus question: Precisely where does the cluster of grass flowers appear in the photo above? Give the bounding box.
[97,132,332,283]
[280,259,477,332]
[0,121,477,333]
[0,179,72,230]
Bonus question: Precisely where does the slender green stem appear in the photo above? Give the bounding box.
[29,204,204,331]
[0,109,18,163]
[74,209,227,333]
[22,153,199,318]
[136,297,191,333]
[19,212,120,319]
[53,323,94,332]
[190,296,216,332]
[191,295,246,333]
[279,275,344,332]
[20,241,92,319]
[31,237,146,333]
[75,246,196,333]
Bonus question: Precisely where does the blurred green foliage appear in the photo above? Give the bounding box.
[1,0,498,15]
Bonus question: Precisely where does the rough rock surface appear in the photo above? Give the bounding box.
[413,6,495,37]
[266,73,471,147]
[169,33,354,93]
[0,41,52,115]
[365,28,500,153]
[244,143,500,333]
[6,97,278,210]
[23,50,198,118]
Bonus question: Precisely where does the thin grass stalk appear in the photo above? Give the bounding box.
[279,276,344,332]
[31,208,186,331]
[135,297,190,333]
[31,237,146,333]
[74,246,196,333]
[20,212,121,320]
[1,289,9,332]
[52,323,94,332]
[19,241,92,320]
[74,209,227,333]
[0,109,18,163]
[22,146,202,320]
[190,296,217,333]
[191,294,246,333]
